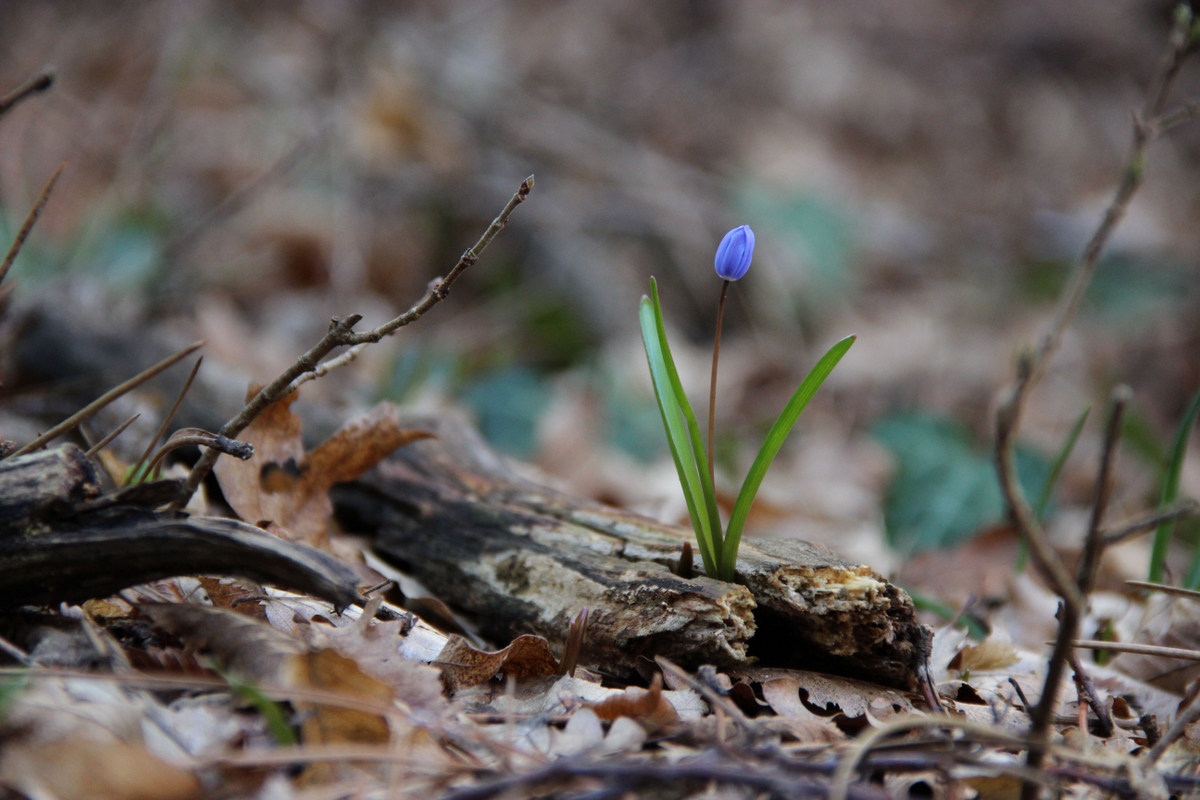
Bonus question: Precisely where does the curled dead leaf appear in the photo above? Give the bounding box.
[583,674,679,735]
[435,634,561,692]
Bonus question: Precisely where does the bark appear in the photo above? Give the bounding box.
[335,416,931,689]
[0,444,359,609]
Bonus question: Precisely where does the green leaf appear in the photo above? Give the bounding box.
[1152,386,1200,585]
[647,280,723,561]
[874,413,1049,553]
[640,289,718,576]
[720,335,855,579]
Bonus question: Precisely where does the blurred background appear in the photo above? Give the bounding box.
[2,1,1199,597]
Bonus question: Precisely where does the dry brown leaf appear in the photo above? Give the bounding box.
[141,602,304,682]
[583,674,679,734]
[214,388,304,530]
[0,733,201,800]
[289,648,395,784]
[435,633,562,692]
[214,395,431,546]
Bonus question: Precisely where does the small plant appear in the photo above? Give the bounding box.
[639,225,855,582]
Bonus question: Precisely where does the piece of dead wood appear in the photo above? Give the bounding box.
[0,444,359,609]
[334,415,931,689]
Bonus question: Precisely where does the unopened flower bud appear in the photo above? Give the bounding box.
[713,225,755,281]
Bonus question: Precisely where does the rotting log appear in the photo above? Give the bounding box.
[0,444,359,610]
[334,415,932,689]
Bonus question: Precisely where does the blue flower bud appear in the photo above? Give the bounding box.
[714,225,755,281]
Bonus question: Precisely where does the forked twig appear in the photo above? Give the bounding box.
[0,162,65,287]
[7,341,204,459]
[171,175,534,508]
[992,11,1199,799]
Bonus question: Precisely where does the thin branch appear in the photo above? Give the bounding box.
[128,356,203,482]
[84,413,141,458]
[1076,385,1130,595]
[0,161,65,287]
[286,174,536,392]
[1102,500,1200,546]
[1069,639,1200,662]
[7,341,204,459]
[144,428,253,477]
[1125,578,1200,599]
[0,69,54,117]
[172,176,535,507]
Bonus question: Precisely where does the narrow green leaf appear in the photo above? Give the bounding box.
[640,294,717,576]
[1151,385,1200,585]
[648,280,724,559]
[721,335,855,579]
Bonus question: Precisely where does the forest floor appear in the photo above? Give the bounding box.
[2,3,1200,798]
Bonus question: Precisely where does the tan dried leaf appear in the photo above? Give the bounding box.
[0,733,201,800]
[760,677,846,743]
[745,667,913,719]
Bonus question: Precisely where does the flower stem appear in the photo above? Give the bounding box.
[708,279,730,488]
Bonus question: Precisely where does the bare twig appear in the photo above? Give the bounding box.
[991,12,1198,799]
[128,356,203,482]
[1102,500,1200,546]
[1069,653,1114,738]
[7,341,204,459]
[1077,385,1130,595]
[0,69,54,117]
[84,413,141,458]
[172,176,534,507]
[1069,639,1200,662]
[286,174,537,391]
[144,428,253,478]
[0,161,65,287]
[1125,578,1200,599]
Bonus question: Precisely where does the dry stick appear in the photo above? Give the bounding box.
[1070,639,1200,662]
[144,428,253,477]
[7,341,204,459]
[1125,578,1200,599]
[992,14,1198,800]
[173,176,535,507]
[128,356,203,481]
[0,69,54,117]
[1069,652,1114,738]
[1102,500,1200,546]
[1021,388,1128,793]
[0,161,65,286]
[1076,385,1130,595]
[84,413,141,458]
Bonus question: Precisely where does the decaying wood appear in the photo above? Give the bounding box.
[335,416,932,689]
[0,444,359,610]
